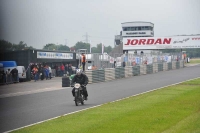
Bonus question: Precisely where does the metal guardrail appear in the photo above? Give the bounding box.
[1,74,19,84]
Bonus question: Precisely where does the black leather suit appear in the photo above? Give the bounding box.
[71,73,88,98]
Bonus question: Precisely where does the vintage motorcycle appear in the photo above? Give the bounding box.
[72,83,85,106]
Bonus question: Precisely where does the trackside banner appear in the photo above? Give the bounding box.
[123,35,200,50]
[37,52,73,59]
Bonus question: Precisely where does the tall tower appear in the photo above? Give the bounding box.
[83,32,89,43]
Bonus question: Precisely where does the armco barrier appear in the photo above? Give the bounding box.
[168,62,172,70]
[140,65,147,75]
[181,60,184,67]
[146,64,153,74]
[115,67,125,79]
[176,61,180,69]
[98,69,105,82]
[85,70,92,84]
[172,61,176,69]
[163,62,168,71]
[132,65,140,76]
[84,61,184,84]
[125,66,132,77]
[153,63,158,73]
[92,70,99,83]
[105,68,115,81]
[158,63,163,72]
[91,69,105,83]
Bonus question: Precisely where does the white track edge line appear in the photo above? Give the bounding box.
[4,77,200,133]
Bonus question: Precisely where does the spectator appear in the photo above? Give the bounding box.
[68,64,72,76]
[55,65,58,77]
[40,65,45,80]
[92,65,97,70]
[32,66,38,82]
[60,64,65,76]
[65,64,69,75]
[49,65,52,79]
[44,65,49,80]
[81,53,86,72]
[37,65,41,80]
[57,65,61,77]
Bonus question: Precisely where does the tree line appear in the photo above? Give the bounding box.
[0,40,34,51]
[0,40,113,54]
[43,41,113,53]
[1,39,200,57]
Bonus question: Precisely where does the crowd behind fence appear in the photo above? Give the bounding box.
[84,52,184,70]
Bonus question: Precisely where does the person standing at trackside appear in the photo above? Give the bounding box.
[60,64,65,76]
[32,66,38,82]
[44,65,49,80]
[65,64,69,75]
[68,64,72,76]
[48,65,52,79]
[71,69,89,100]
[81,53,86,72]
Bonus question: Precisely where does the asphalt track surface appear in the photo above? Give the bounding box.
[0,64,200,133]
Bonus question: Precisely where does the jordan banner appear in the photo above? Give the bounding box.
[123,35,200,50]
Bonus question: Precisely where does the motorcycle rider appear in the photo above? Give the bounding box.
[71,69,88,100]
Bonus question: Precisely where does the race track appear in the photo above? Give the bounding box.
[0,65,200,133]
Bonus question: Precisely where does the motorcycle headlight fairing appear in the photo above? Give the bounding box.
[74,83,81,88]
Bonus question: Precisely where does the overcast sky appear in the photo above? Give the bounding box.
[0,0,199,49]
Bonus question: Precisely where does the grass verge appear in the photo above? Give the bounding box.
[189,58,200,64]
[13,78,200,133]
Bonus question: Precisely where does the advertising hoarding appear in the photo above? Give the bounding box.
[37,52,73,59]
[123,35,200,50]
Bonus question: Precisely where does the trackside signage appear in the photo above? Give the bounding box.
[37,52,73,59]
[123,35,200,50]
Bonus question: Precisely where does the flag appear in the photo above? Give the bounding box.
[102,42,104,54]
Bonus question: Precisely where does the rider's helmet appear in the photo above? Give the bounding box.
[76,69,82,76]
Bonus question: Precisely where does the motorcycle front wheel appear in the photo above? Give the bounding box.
[75,99,78,106]
[81,98,84,105]
[75,93,78,106]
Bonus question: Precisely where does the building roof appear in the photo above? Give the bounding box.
[121,21,154,25]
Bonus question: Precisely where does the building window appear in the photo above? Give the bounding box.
[141,27,145,30]
[123,27,127,31]
[127,27,131,31]
[145,26,149,30]
[131,27,135,31]
[123,26,153,31]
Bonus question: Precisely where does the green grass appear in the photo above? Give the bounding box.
[13,78,200,133]
[189,58,200,64]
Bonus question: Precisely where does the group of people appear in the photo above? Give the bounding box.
[0,68,19,84]
[54,63,74,77]
[32,65,52,82]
